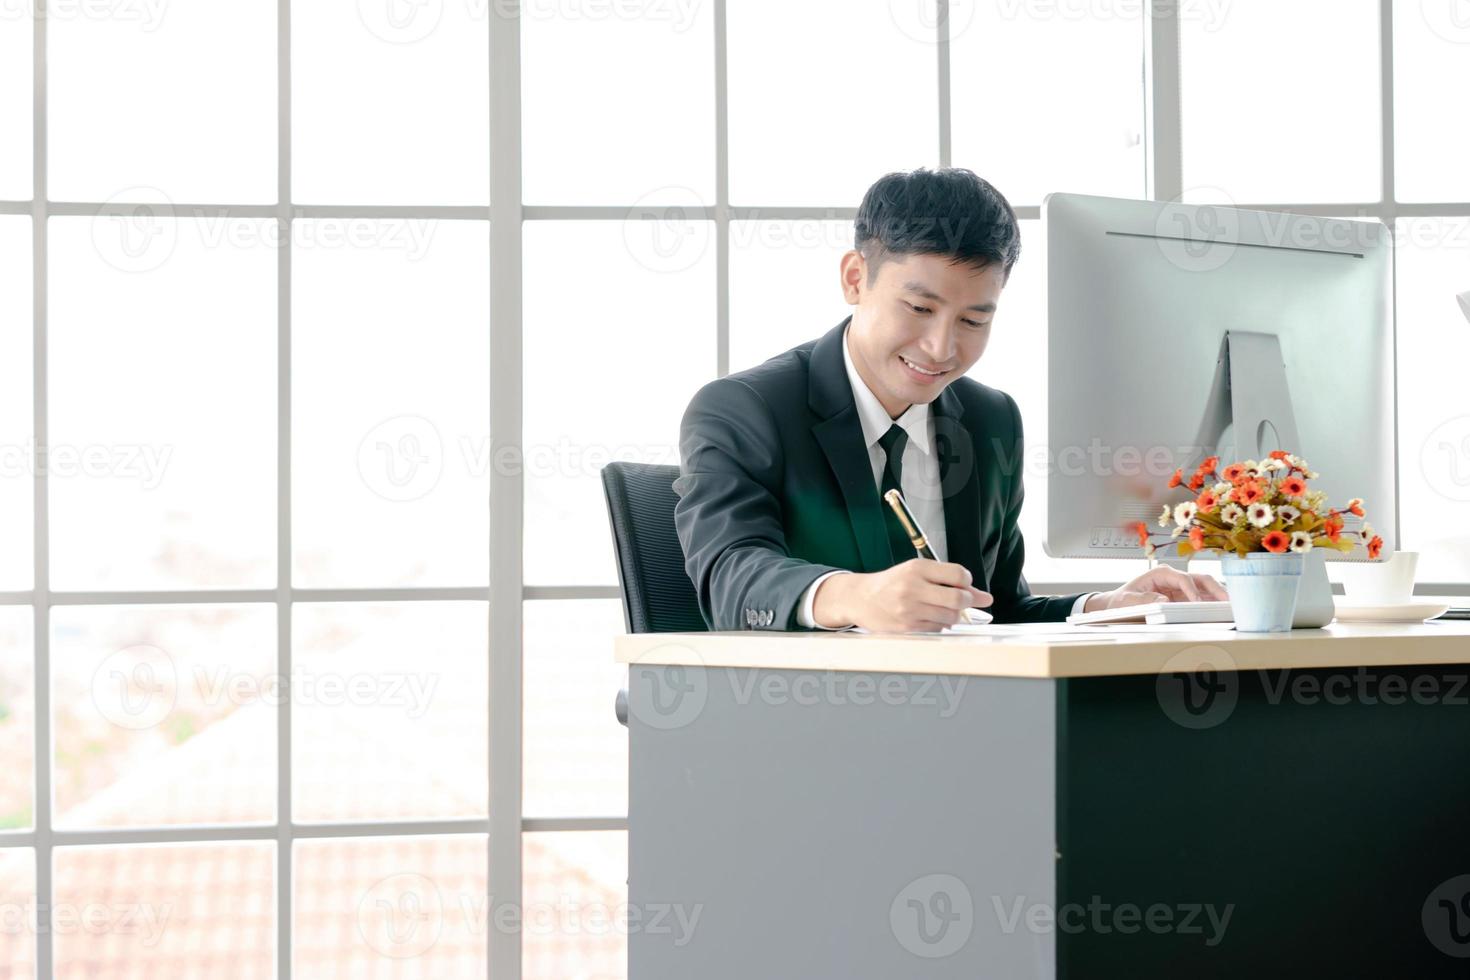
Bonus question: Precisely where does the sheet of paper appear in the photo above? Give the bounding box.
[854,621,1236,639]
[938,621,1238,639]
[941,621,1098,635]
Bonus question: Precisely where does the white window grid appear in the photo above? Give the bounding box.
[1,1,1467,977]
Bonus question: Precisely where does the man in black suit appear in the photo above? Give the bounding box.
[674,168,1225,632]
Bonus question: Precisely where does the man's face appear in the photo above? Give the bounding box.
[839,249,1005,418]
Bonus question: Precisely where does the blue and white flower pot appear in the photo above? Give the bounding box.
[1221,552,1304,632]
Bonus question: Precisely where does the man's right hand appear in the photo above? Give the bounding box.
[811,559,992,633]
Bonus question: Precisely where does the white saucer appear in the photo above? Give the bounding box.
[1333,601,1451,624]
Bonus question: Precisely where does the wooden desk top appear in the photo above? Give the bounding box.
[615,620,1470,679]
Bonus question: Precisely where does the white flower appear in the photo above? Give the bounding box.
[1287,454,1307,470]
[1144,543,1157,558]
[1220,503,1244,525]
[1173,502,1198,527]
[1290,531,1313,553]
[1276,504,1301,525]
[1247,503,1274,528]
[1213,481,1232,495]
[1306,489,1328,511]
[1158,503,1172,527]
[1261,458,1287,472]
[1360,521,1375,543]
[1304,469,1320,480]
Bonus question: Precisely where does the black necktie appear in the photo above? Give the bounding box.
[877,424,913,567]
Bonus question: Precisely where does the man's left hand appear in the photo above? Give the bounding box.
[1084,566,1229,613]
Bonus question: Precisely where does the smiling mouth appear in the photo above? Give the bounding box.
[898,354,948,378]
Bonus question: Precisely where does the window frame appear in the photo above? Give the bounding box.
[0,1,1463,977]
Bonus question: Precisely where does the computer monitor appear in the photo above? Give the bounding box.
[1043,193,1395,624]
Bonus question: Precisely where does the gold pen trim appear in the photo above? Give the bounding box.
[882,488,928,552]
[884,489,985,625]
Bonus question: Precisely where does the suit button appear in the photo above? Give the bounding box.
[762,610,773,627]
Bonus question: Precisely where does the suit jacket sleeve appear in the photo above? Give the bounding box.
[987,392,1086,624]
[673,377,845,631]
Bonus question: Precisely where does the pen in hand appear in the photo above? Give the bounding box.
[882,489,990,625]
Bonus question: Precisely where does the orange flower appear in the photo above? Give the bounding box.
[1196,490,1219,511]
[1233,481,1266,505]
[1222,463,1247,484]
[1262,530,1291,553]
[1133,522,1150,548]
[1269,450,1291,461]
[1187,475,1205,492]
[1279,475,1306,497]
[1322,514,1344,543]
[1367,535,1383,560]
[1167,468,1183,489]
[1189,526,1206,550]
[1347,498,1365,517]
[1202,455,1221,472]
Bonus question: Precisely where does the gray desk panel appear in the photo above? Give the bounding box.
[628,665,1058,979]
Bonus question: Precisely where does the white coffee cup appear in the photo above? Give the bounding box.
[1339,550,1418,606]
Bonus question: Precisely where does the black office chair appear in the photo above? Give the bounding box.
[601,462,709,726]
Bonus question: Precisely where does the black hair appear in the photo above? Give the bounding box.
[853,167,1021,283]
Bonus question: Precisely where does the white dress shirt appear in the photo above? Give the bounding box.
[797,329,1092,628]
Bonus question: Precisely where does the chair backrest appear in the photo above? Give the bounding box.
[601,462,708,634]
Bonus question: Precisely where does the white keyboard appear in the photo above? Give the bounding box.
[1066,600,1234,627]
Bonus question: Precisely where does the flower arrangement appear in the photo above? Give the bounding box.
[1132,451,1383,561]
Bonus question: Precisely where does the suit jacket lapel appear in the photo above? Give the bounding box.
[808,319,893,573]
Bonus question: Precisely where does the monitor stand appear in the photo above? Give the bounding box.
[1168,331,1335,628]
